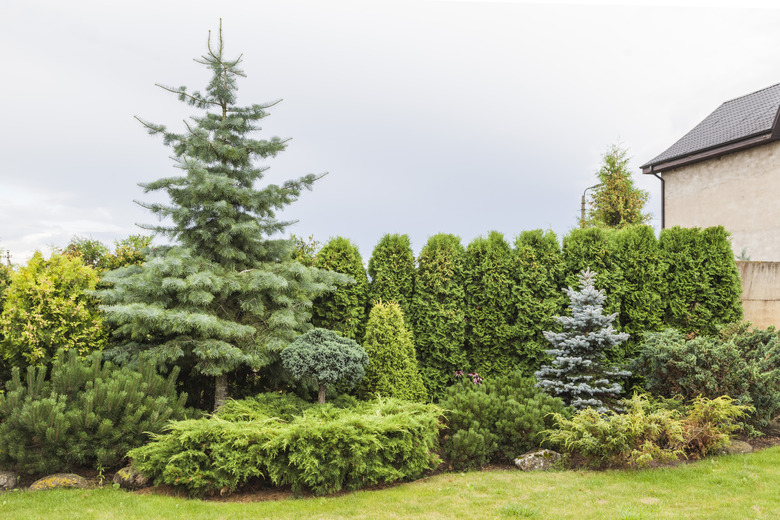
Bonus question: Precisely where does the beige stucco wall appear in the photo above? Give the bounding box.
[737,261,780,329]
[662,140,780,261]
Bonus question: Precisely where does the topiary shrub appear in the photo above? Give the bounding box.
[128,397,443,496]
[633,326,780,430]
[441,370,569,470]
[409,233,467,399]
[359,302,427,402]
[312,237,369,342]
[280,328,368,404]
[0,350,191,474]
[0,251,107,369]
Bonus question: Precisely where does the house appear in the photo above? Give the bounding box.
[642,83,780,328]
[641,83,780,261]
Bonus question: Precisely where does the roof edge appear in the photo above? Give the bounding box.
[641,132,776,174]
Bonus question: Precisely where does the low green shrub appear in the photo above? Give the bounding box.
[0,350,191,474]
[633,326,780,430]
[128,396,443,496]
[543,393,749,468]
[440,371,570,470]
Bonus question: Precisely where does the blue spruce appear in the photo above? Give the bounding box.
[535,268,630,411]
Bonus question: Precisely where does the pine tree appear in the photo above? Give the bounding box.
[99,24,343,410]
[535,269,631,411]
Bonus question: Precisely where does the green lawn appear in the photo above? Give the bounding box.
[2,447,778,520]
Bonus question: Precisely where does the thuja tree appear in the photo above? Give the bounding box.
[311,237,369,342]
[585,144,650,228]
[409,234,467,398]
[464,232,515,376]
[659,226,742,336]
[536,269,630,411]
[359,302,427,402]
[280,328,368,404]
[562,227,623,318]
[510,230,565,373]
[99,26,343,410]
[367,234,415,318]
[0,252,107,369]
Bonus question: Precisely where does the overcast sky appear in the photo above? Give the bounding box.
[2,0,779,264]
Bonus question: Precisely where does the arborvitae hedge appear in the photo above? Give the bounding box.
[612,225,665,359]
[312,237,369,342]
[367,234,416,319]
[359,302,427,402]
[511,230,565,373]
[464,232,515,376]
[561,227,622,317]
[659,226,743,335]
[409,234,467,399]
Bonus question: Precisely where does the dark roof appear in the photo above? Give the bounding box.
[642,83,780,172]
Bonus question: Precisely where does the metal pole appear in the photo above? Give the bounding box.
[581,183,603,227]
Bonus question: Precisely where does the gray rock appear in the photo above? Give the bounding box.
[0,471,19,490]
[30,473,91,491]
[716,440,754,455]
[514,449,562,471]
[112,466,150,490]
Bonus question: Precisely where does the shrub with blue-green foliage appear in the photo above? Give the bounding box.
[409,234,468,399]
[280,328,368,404]
[128,395,443,496]
[535,268,631,411]
[441,370,570,470]
[0,350,191,474]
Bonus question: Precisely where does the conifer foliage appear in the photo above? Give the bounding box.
[367,234,415,317]
[99,24,342,410]
[535,269,630,411]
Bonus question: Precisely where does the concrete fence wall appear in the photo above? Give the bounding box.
[737,261,780,329]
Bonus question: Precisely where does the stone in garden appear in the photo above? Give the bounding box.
[514,449,562,471]
[0,471,19,490]
[29,473,90,491]
[113,465,151,490]
[716,440,753,455]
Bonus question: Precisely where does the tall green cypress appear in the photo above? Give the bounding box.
[311,237,369,342]
[562,227,623,318]
[511,230,565,373]
[99,25,343,410]
[612,225,664,359]
[367,234,415,318]
[410,233,467,398]
[464,232,515,376]
[659,226,742,335]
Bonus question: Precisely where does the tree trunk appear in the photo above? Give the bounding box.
[318,384,326,405]
[214,374,229,411]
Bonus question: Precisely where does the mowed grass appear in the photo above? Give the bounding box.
[1,447,779,520]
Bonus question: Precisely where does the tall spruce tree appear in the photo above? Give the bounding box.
[585,144,650,229]
[535,269,630,411]
[99,24,343,410]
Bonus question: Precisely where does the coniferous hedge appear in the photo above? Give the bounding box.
[312,237,369,342]
[410,234,467,399]
[562,227,623,318]
[659,226,742,335]
[367,234,415,318]
[464,232,516,376]
[510,230,565,373]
